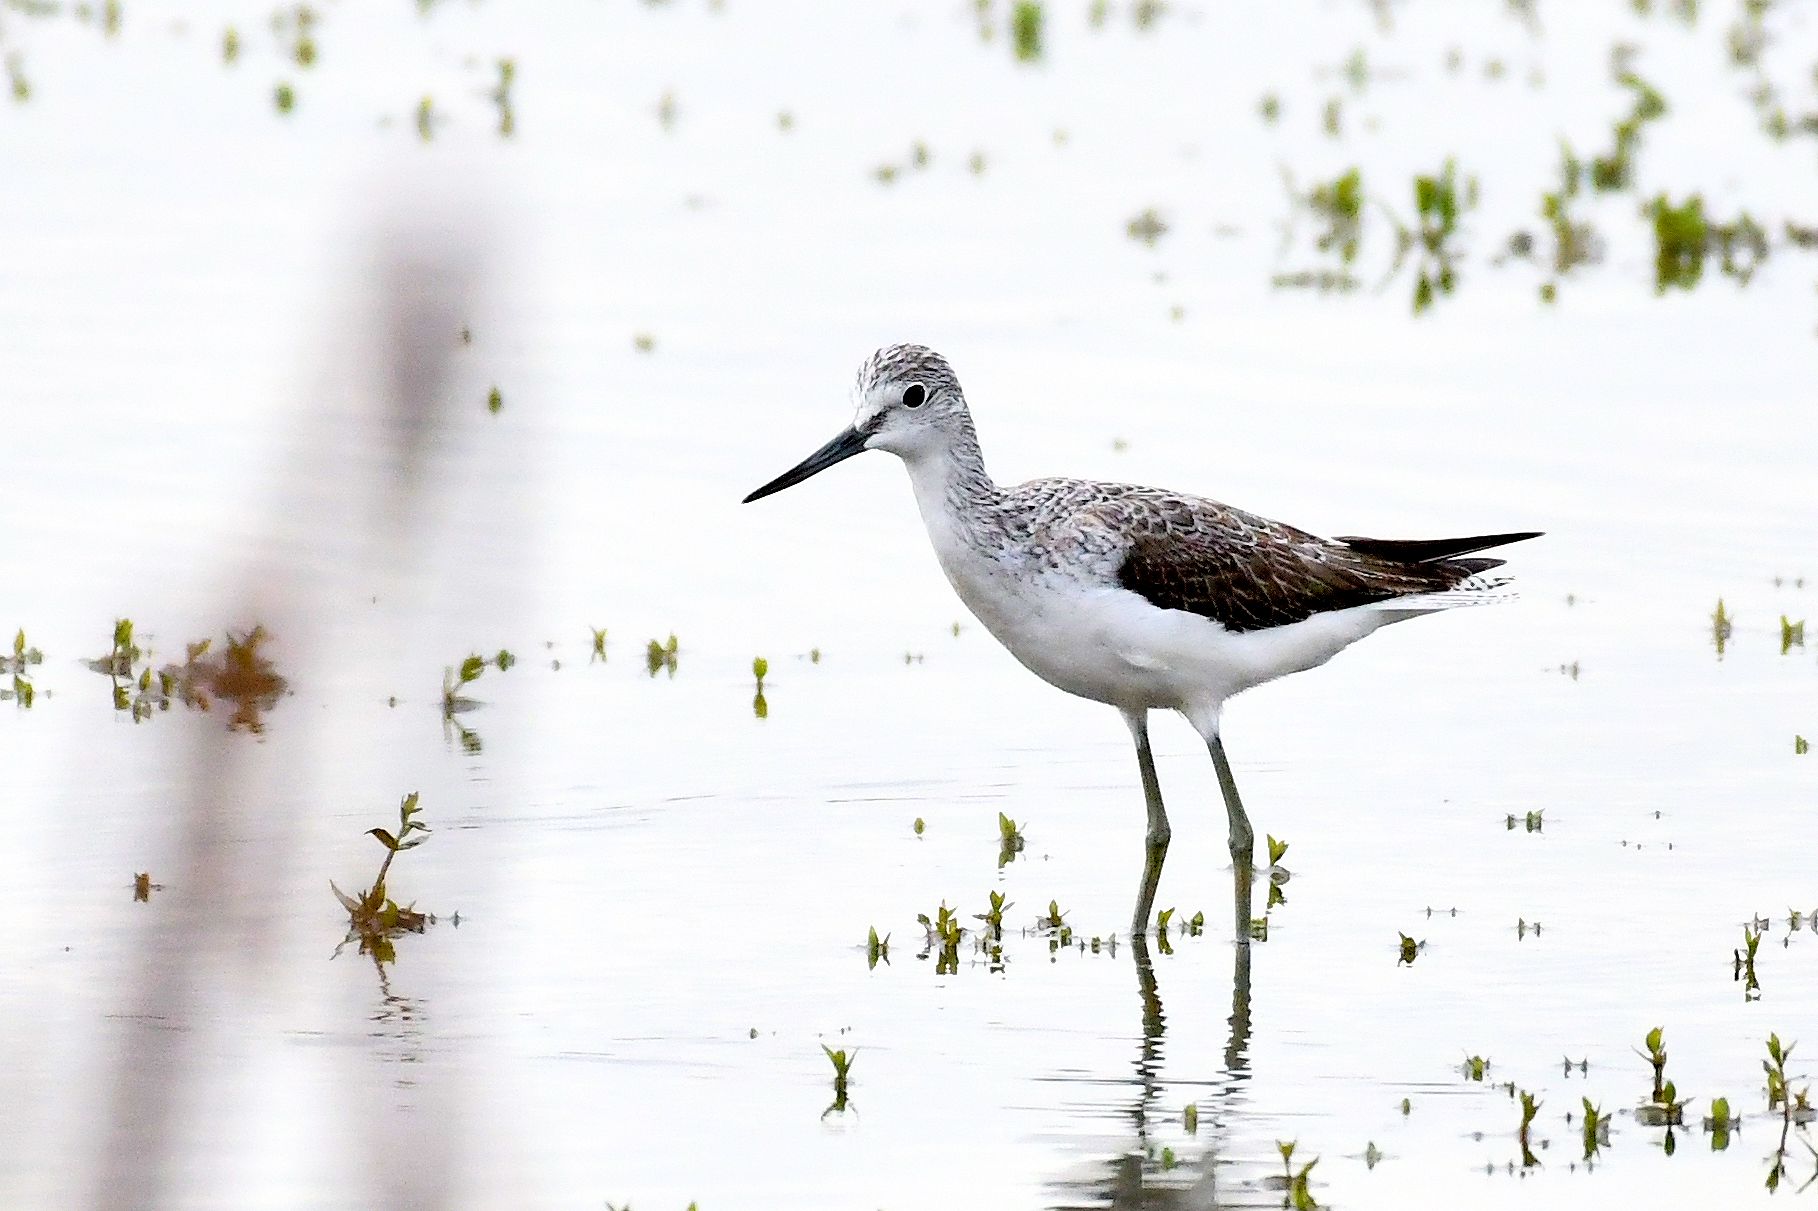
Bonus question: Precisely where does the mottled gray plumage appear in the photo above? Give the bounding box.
[854,344,1536,635]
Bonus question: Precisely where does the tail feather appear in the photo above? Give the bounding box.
[1337,531,1542,564]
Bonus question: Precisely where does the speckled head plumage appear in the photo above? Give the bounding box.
[741,344,983,504]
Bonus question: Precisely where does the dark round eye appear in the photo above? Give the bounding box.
[902,383,926,409]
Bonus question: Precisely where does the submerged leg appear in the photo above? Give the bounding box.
[1124,710,1170,935]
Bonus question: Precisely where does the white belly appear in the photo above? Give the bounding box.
[934,543,1399,722]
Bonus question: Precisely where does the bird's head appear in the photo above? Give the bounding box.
[742,344,970,503]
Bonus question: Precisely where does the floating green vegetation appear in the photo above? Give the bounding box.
[1397,932,1422,964]
[332,792,434,965]
[655,89,677,130]
[1274,1141,1320,1211]
[1258,92,1281,124]
[1010,0,1043,62]
[1712,597,1733,656]
[912,816,925,836]
[1590,70,1668,192]
[645,633,678,678]
[1780,616,1805,653]
[1651,193,1706,291]
[443,653,488,713]
[1762,1032,1815,1187]
[5,52,27,103]
[865,926,889,969]
[222,26,240,64]
[751,656,769,717]
[274,81,295,113]
[966,149,987,176]
[1309,168,1363,264]
[752,656,768,683]
[1639,1025,1670,1101]
[1580,1097,1612,1159]
[1705,1095,1736,1151]
[873,162,899,185]
[1736,924,1763,1000]
[821,1044,856,1114]
[776,110,794,132]
[1463,1054,1489,1081]
[1517,1089,1543,1166]
[1505,808,1544,832]
[1797,736,1810,756]
[493,57,515,136]
[590,627,608,661]
[996,811,1026,866]
[632,332,656,353]
[918,901,964,974]
[1183,1102,1198,1134]
[486,386,502,414]
[1406,159,1471,313]
[415,95,435,140]
[91,617,141,679]
[909,140,931,170]
[1125,208,1168,247]
[2,628,43,708]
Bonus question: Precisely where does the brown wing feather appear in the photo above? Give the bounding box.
[1101,496,1478,633]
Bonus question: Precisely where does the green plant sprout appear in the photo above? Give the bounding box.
[1737,925,1764,1000]
[1156,905,1175,953]
[1275,1141,1320,1210]
[331,792,433,964]
[1266,834,1289,866]
[1463,1055,1489,1081]
[752,656,768,685]
[912,816,925,836]
[645,634,679,678]
[1704,1096,1736,1152]
[918,901,964,974]
[1712,598,1733,656]
[1398,933,1422,965]
[996,812,1026,866]
[866,926,889,969]
[974,890,1012,939]
[2,628,44,707]
[1581,1097,1611,1159]
[1517,1090,1542,1165]
[821,1044,856,1114]
[1797,736,1809,756]
[443,654,487,714]
[1187,910,1204,936]
[493,57,516,137]
[1763,1033,1812,1189]
[1039,899,1073,950]
[1010,0,1043,62]
[590,627,608,661]
[1638,1026,1670,1103]
[1780,616,1805,654]
[1183,1102,1198,1134]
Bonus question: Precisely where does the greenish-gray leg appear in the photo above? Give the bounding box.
[1125,711,1169,935]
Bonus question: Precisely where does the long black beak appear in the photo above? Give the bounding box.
[742,425,870,503]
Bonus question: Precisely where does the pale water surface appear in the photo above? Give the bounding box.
[2,2,1816,1208]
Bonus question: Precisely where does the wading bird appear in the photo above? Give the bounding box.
[744,345,1537,939]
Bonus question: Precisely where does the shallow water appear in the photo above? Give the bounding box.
[3,2,1817,1208]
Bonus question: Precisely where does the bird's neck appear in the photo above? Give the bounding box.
[902,420,1009,550]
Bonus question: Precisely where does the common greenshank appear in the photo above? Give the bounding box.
[744,344,1539,939]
